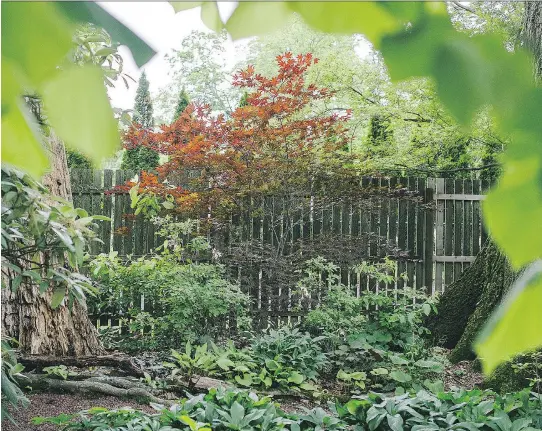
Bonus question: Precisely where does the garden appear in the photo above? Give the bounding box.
[2,2,542,431]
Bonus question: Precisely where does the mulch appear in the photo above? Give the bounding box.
[443,360,484,391]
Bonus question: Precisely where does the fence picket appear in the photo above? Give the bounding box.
[69,170,489,322]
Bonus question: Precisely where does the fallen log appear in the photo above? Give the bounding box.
[19,354,145,378]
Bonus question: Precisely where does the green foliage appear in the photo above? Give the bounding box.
[334,388,542,431]
[301,258,435,352]
[173,88,191,122]
[1,167,106,308]
[251,327,327,382]
[297,257,443,392]
[133,71,154,128]
[122,71,160,171]
[153,30,241,122]
[89,218,251,349]
[66,149,92,169]
[169,0,542,373]
[43,365,76,380]
[36,387,293,431]
[366,115,395,159]
[120,146,160,172]
[1,340,28,422]
[34,386,542,431]
[2,2,154,177]
[90,252,251,350]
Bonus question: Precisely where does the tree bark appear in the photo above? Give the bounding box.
[1,133,105,356]
[427,240,516,363]
[522,1,542,83]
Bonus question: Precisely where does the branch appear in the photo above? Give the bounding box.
[450,1,478,15]
[349,87,377,105]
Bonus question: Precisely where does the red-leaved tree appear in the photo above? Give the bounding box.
[119,53,357,221]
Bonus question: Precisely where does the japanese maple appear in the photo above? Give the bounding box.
[120,53,355,219]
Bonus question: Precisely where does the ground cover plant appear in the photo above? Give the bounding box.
[34,386,542,431]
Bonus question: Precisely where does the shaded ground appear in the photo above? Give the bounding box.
[443,360,484,391]
[3,393,155,431]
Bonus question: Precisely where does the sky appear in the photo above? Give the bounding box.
[98,2,242,110]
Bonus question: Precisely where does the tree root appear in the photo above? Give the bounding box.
[19,354,145,377]
[21,374,174,405]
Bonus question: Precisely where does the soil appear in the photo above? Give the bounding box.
[443,360,484,391]
[2,393,155,431]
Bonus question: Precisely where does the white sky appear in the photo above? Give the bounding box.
[98,2,241,110]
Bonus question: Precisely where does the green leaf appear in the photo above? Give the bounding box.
[288,2,401,47]
[230,401,245,425]
[390,370,412,383]
[11,275,23,293]
[225,2,293,41]
[216,357,234,370]
[265,359,279,371]
[475,261,542,374]
[483,156,542,269]
[235,373,253,387]
[422,303,432,316]
[42,65,120,165]
[201,2,223,33]
[1,99,49,178]
[56,2,155,68]
[169,2,203,13]
[387,414,404,431]
[381,8,455,82]
[51,287,66,309]
[287,371,304,385]
[1,2,74,87]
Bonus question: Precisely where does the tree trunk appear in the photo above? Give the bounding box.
[427,240,516,363]
[1,134,105,356]
[522,1,542,83]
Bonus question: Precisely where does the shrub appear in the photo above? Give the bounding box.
[89,253,252,349]
[251,326,327,381]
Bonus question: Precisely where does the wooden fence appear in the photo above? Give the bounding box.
[70,170,492,325]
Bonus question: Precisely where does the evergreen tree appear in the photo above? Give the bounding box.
[173,88,190,122]
[122,72,159,171]
[133,71,154,128]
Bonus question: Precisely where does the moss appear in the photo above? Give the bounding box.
[427,240,513,357]
[449,243,515,362]
[483,362,531,393]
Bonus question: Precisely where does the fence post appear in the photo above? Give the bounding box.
[424,179,435,294]
[434,178,445,293]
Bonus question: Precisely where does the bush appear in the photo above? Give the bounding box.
[89,253,252,350]
[251,326,327,381]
